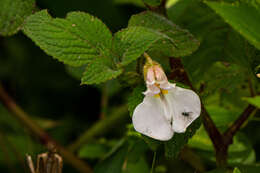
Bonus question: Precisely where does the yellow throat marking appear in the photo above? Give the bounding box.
[153,89,168,98]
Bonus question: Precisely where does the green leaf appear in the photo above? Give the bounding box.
[206,105,240,129]
[113,26,165,66]
[199,62,250,100]
[94,144,128,173]
[94,136,148,173]
[188,126,214,151]
[23,10,114,66]
[142,135,162,151]
[128,11,200,57]
[233,167,241,173]
[189,130,256,165]
[205,1,260,50]
[172,2,257,83]
[255,64,260,77]
[127,137,148,162]
[167,0,197,22]
[0,0,36,36]
[236,164,260,173]
[123,157,149,173]
[78,143,108,159]
[102,138,126,160]
[127,85,145,117]
[164,118,201,158]
[81,58,122,85]
[170,2,255,116]
[118,72,142,87]
[243,96,260,108]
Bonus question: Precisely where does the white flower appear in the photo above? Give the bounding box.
[132,63,201,141]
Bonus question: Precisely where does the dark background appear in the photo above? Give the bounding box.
[0,0,260,173]
[0,0,142,172]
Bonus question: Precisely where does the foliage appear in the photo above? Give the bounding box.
[0,0,260,173]
[0,0,36,36]
[205,1,260,50]
[128,11,200,57]
[243,96,260,108]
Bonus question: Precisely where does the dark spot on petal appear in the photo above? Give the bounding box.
[182,112,192,117]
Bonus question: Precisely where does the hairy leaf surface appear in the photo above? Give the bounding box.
[23,10,113,66]
[128,11,200,57]
[0,0,36,36]
[205,1,260,50]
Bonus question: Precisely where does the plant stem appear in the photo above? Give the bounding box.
[248,77,255,96]
[223,105,256,145]
[143,52,154,65]
[169,58,223,147]
[0,83,92,173]
[168,57,257,168]
[215,146,228,168]
[144,0,167,16]
[150,151,156,173]
[68,105,129,151]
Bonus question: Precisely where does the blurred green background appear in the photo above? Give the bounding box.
[0,0,142,172]
[0,0,260,173]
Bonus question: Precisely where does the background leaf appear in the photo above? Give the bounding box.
[128,11,200,58]
[233,167,241,173]
[94,136,149,173]
[243,96,260,108]
[189,129,256,165]
[78,143,108,159]
[205,1,260,50]
[0,0,36,36]
[94,143,128,173]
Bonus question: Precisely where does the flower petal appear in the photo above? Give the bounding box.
[143,84,160,96]
[165,86,201,133]
[132,95,174,141]
[146,66,155,85]
[160,82,175,90]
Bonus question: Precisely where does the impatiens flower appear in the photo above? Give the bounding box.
[132,57,201,141]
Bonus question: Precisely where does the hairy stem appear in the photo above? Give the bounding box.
[0,83,92,173]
